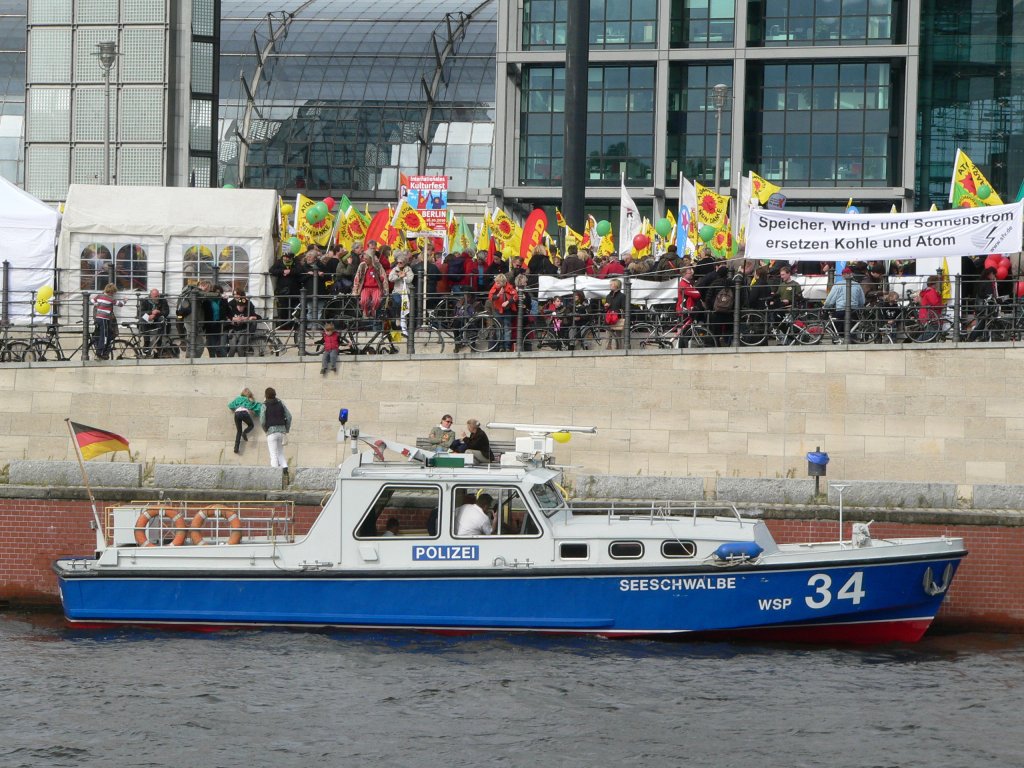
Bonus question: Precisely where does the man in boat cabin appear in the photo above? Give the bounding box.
[455,493,494,536]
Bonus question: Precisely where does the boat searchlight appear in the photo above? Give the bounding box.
[487,423,596,465]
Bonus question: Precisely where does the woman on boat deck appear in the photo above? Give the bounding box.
[259,387,292,471]
[426,414,456,451]
[227,388,262,454]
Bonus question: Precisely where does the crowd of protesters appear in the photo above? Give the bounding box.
[23,239,1022,364]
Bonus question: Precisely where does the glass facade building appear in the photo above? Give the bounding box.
[217,0,497,204]
[2,0,1021,222]
[497,0,1024,216]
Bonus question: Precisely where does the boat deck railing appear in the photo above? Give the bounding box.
[105,500,297,547]
[569,500,746,526]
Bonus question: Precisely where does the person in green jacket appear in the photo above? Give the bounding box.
[228,387,262,454]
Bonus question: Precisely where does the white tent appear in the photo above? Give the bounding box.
[0,176,60,324]
[57,185,279,313]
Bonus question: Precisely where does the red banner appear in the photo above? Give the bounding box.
[520,209,548,261]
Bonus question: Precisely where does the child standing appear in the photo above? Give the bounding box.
[321,322,340,375]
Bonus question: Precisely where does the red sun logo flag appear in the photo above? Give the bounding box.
[959,172,977,196]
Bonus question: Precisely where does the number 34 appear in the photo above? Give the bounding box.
[805,572,865,609]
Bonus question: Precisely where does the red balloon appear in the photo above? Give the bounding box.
[633,234,650,250]
[1000,256,1012,268]
[324,196,336,211]
[996,265,1009,280]
[985,255,1000,269]
[1016,280,1024,298]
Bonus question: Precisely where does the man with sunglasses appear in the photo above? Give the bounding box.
[426,414,456,452]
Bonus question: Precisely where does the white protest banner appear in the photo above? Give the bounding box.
[745,201,1024,262]
[538,275,677,305]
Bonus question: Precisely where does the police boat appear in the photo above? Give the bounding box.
[53,420,966,643]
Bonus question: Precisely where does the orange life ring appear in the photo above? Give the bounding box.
[134,507,187,547]
[189,506,243,546]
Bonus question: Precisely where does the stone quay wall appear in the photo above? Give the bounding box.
[2,344,1024,485]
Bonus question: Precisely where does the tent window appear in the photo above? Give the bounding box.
[183,243,249,291]
[80,243,112,290]
[115,244,147,291]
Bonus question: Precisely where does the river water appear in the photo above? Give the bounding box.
[1,610,1021,768]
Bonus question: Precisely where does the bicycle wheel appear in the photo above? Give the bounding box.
[849,317,878,344]
[109,339,140,360]
[794,313,825,345]
[630,322,661,349]
[738,312,768,346]
[23,340,60,361]
[466,315,501,352]
[903,317,939,343]
[685,324,717,348]
[985,318,1012,342]
[413,325,447,354]
[577,325,610,351]
[1,340,30,362]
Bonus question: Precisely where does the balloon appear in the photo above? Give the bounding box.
[985,255,1000,270]
[596,220,612,237]
[223,183,235,189]
[324,197,336,211]
[35,300,51,315]
[37,285,54,302]
[632,234,650,251]
[997,264,1010,280]
[847,205,860,215]
[551,431,571,444]
[978,184,991,200]
[314,201,330,220]
[655,218,673,238]
[286,236,301,254]
[281,204,294,215]
[699,224,717,243]
[1017,280,1024,298]
[1000,256,1011,268]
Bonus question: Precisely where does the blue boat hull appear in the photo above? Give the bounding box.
[55,554,964,643]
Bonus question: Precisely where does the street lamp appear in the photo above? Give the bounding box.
[94,41,118,185]
[712,83,729,191]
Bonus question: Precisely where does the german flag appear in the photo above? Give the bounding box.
[70,421,130,460]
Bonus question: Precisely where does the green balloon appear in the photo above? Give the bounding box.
[287,237,301,254]
[655,217,673,237]
[699,224,717,243]
[223,183,235,189]
[978,184,991,200]
[596,219,612,237]
[314,201,330,219]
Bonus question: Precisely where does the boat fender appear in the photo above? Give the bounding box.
[713,541,763,562]
[189,506,244,546]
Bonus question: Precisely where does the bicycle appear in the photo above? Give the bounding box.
[633,310,716,349]
[0,324,31,362]
[123,320,179,359]
[24,322,139,361]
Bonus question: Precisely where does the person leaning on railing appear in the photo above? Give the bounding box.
[226,290,260,357]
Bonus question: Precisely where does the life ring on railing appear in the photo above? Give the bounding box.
[133,506,186,547]
[189,505,243,546]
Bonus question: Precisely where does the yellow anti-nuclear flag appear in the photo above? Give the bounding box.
[950,148,1004,208]
[295,194,335,247]
[750,171,781,205]
[695,182,729,230]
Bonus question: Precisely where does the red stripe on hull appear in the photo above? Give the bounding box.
[695,618,935,645]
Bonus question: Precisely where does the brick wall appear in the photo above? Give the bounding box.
[3,497,1020,631]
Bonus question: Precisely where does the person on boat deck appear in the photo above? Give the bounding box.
[455,493,495,536]
[382,517,400,537]
[426,414,456,451]
[452,418,493,463]
[259,387,292,471]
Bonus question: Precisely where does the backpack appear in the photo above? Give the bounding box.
[175,286,195,318]
[712,287,734,312]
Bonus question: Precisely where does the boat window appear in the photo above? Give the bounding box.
[355,485,440,539]
[609,541,644,559]
[661,540,697,558]
[531,480,565,516]
[559,542,589,559]
[452,486,541,537]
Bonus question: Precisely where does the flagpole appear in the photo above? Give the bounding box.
[65,418,107,552]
